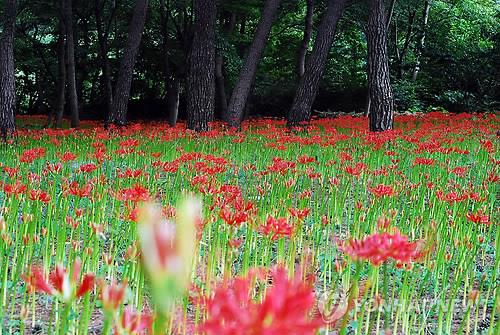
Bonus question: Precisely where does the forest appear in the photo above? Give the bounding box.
[0,0,498,135]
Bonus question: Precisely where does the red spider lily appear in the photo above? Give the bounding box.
[115,307,153,335]
[451,166,468,177]
[436,190,468,204]
[118,168,143,179]
[466,211,490,225]
[267,157,296,175]
[100,279,128,311]
[22,260,95,302]
[288,207,311,221]
[369,184,395,197]
[44,162,63,174]
[79,163,98,173]
[261,216,294,240]
[339,231,422,266]
[67,181,93,198]
[413,157,435,166]
[2,166,19,177]
[297,155,316,164]
[219,207,248,226]
[28,189,51,203]
[3,181,27,196]
[345,163,366,177]
[20,147,46,164]
[119,184,150,202]
[199,266,323,335]
[60,152,77,162]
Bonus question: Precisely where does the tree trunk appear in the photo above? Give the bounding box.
[64,0,80,128]
[367,0,394,132]
[167,79,180,127]
[226,0,282,128]
[0,0,16,139]
[108,0,148,127]
[95,0,114,119]
[215,53,228,119]
[287,0,346,126]
[412,0,431,81]
[186,0,217,132]
[54,0,67,128]
[297,0,314,78]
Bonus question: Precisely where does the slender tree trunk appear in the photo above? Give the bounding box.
[386,0,397,30]
[0,0,16,139]
[287,0,346,126]
[412,0,431,81]
[227,0,282,128]
[167,79,180,126]
[297,0,314,78]
[367,0,394,132]
[396,9,416,79]
[215,53,228,119]
[64,0,80,128]
[108,0,148,127]
[54,0,67,128]
[186,0,217,132]
[95,0,114,118]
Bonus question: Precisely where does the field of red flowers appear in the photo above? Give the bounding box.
[0,113,498,334]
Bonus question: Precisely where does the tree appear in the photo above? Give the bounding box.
[64,0,80,128]
[287,0,347,126]
[366,0,394,131]
[54,0,67,128]
[226,0,282,128]
[186,0,217,132]
[297,0,314,78]
[412,0,432,81]
[107,0,149,127]
[0,0,17,139]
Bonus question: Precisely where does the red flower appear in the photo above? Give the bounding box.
[29,189,51,203]
[119,184,150,202]
[369,184,394,197]
[60,152,77,162]
[339,231,421,266]
[116,308,153,335]
[79,163,98,173]
[288,208,311,221]
[413,157,434,166]
[100,279,128,311]
[3,181,27,196]
[199,266,322,335]
[20,147,45,164]
[261,216,294,240]
[466,211,490,225]
[219,207,248,227]
[22,260,95,302]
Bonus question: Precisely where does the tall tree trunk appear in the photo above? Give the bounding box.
[215,53,228,119]
[367,0,394,132]
[0,0,16,139]
[108,0,148,127]
[167,79,180,126]
[186,0,217,132]
[395,9,416,79]
[226,0,282,128]
[217,11,236,121]
[287,0,346,126]
[95,0,114,118]
[65,0,80,128]
[54,0,67,128]
[297,0,314,78]
[412,0,431,81]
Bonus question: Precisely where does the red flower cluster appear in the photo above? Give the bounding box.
[261,216,294,240]
[339,231,421,266]
[369,184,395,197]
[200,267,322,335]
[466,211,490,225]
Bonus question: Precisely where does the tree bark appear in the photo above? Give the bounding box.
[367,0,394,132]
[287,0,346,126]
[64,0,80,128]
[107,0,148,127]
[297,0,314,78]
[95,0,114,119]
[412,0,431,81]
[54,0,67,128]
[226,0,282,128]
[186,0,217,132]
[0,0,16,139]
[167,79,180,126]
[215,53,228,119]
